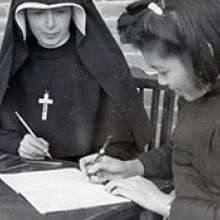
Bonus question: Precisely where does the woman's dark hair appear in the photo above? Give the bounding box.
[117,0,220,85]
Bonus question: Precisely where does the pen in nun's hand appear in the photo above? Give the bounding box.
[92,135,113,165]
[14,111,52,159]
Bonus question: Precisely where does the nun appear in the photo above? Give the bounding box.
[0,0,152,162]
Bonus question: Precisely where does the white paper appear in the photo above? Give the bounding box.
[0,168,129,214]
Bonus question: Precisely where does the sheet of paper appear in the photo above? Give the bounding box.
[0,168,129,214]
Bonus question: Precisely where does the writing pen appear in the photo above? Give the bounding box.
[14,111,52,159]
[92,134,113,165]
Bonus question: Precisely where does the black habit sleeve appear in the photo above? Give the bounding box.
[0,129,22,154]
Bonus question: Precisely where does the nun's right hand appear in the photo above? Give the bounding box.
[18,134,50,160]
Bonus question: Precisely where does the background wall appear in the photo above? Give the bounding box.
[0,0,10,47]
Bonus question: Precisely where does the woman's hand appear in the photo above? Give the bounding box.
[105,176,174,217]
[18,134,50,160]
[79,154,144,183]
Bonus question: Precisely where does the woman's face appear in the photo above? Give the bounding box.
[26,7,72,48]
[141,47,205,101]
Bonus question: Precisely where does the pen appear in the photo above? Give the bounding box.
[14,111,52,159]
[92,134,113,165]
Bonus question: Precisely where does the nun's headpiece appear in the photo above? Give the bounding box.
[14,1,86,41]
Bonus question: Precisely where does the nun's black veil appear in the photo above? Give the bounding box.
[0,0,152,153]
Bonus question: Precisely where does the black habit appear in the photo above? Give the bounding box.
[0,0,152,160]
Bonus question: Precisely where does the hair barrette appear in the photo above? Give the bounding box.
[148,2,163,16]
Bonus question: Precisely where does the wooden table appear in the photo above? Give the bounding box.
[0,153,172,220]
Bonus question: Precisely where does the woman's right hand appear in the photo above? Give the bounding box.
[79,154,144,183]
[105,176,174,217]
[18,134,50,160]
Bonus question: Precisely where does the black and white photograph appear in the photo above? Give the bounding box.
[0,0,219,219]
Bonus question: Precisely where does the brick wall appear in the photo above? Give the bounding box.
[94,0,147,70]
[0,0,10,47]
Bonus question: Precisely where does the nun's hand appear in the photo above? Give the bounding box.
[105,176,173,217]
[79,154,144,183]
[18,134,49,160]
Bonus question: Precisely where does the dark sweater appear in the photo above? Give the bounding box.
[170,86,220,220]
[139,81,220,219]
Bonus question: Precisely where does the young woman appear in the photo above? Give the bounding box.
[81,0,220,219]
[0,0,152,161]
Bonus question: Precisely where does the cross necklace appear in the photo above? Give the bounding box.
[38,90,54,121]
[37,66,56,121]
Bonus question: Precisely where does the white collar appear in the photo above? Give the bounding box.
[15,2,86,41]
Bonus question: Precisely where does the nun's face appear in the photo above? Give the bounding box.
[26,7,72,48]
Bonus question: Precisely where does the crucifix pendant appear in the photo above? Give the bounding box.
[38,91,54,121]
